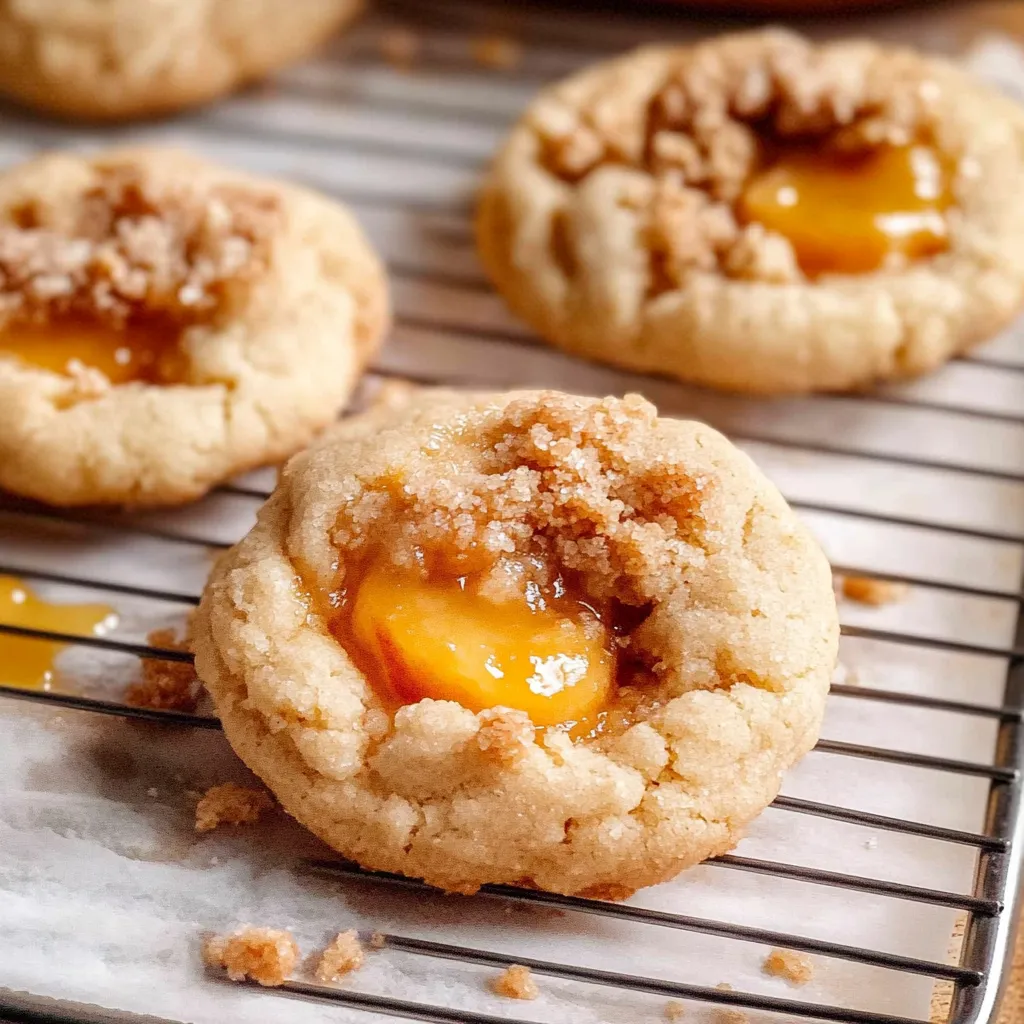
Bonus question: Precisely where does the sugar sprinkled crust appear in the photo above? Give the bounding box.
[0,147,388,507]
[203,926,299,987]
[0,0,363,122]
[477,29,1024,394]
[193,389,838,897]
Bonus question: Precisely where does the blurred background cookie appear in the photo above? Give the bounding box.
[0,146,388,507]
[0,0,363,121]
[478,29,1024,394]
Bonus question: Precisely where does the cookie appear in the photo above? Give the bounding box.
[0,0,361,121]
[194,388,838,898]
[0,147,388,507]
[477,30,1024,394]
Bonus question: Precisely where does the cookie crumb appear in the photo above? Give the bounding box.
[369,931,387,949]
[711,987,747,1024]
[126,627,200,713]
[472,35,522,71]
[315,930,364,983]
[379,28,420,69]
[841,575,910,606]
[195,783,274,833]
[762,948,814,986]
[665,1000,686,1020]
[490,964,539,1000]
[203,926,298,987]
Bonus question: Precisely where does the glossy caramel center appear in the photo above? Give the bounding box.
[0,320,185,384]
[739,143,954,276]
[340,563,615,730]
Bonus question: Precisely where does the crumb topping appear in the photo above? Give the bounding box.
[203,926,298,986]
[841,575,910,606]
[762,948,814,985]
[315,930,365,983]
[331,392,706,609]
[490,964,539,1000]
[126,626,200,713]
[195,782,274,832]
[0,162,280,332]
[534,31,945,288]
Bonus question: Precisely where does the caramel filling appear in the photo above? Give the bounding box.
[337,563,615,730]
[0,321,185,384]
[0,575,116,691]
[739,143,954,276]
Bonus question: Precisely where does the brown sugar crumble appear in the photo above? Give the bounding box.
[379,28,421,69]
[490,964,540,1000]
[203,926,299,987]
[762,947,814,986]
[665,1000,686,1020]
[471,35,522,71]
[841,575,910,606]
[126,627,201,713]
[535,31,942,290]
[315,930,365,983]
[0,161,279,333]
[195,782,274,833]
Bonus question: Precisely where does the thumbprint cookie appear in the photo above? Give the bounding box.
[194,388,838,898]
[477,30,1024,393]
[0,147,388,507]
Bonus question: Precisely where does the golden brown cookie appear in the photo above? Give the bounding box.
[0,147,388,507]
[194,388,838,898]
[0,0,362,122]
[477,30,1024,394]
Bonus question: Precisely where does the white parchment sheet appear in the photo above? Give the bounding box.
[2,3,1024,1022]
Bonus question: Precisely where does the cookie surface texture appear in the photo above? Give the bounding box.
[477,30,1024,393]
[194,389,838,897]
[0,147,388,506]
[0,0,361,121]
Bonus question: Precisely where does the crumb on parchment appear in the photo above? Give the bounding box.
[195,782,274,833]
[762,948,814,986]
[369,931,387,949]
[712,983,747,1024]
[315,930,364,983]
[841,575,910,606]
[203,926,299,987]
[126,626,200,713]
[665,1000,686,1020]
[490,964,539,1000]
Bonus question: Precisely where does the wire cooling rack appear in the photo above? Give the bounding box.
[2,2,1024,1023]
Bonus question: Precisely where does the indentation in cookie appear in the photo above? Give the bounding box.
[533,31,957,286]
[0,161,280,385]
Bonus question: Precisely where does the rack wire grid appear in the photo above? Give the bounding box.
[2,2,1024,1023]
